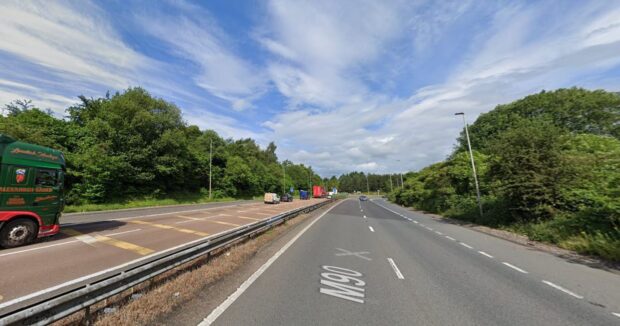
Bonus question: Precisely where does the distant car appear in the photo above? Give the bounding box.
[359,195,368,201]
[281,193,293,202]
[264,193,281,204]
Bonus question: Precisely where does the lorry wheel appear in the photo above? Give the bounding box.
[0,219,37,248]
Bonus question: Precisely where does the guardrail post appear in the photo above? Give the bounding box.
[84,305,92,325]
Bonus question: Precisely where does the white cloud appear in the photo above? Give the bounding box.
[0,0,149,90]
[0,79,76,116]
[260,0,408,108]
[264,1,620,176]
[138,11,266,111]
[184,110,263,142]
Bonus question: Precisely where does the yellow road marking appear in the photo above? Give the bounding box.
[129,220,209,237]
[177,215,204,221]
[62,229,153,255]
[203,220,241,227]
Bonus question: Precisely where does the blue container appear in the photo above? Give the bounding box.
[300,190,309,200]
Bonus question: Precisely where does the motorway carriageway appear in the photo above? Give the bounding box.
[0,198,326,311]
[201,198,620,326]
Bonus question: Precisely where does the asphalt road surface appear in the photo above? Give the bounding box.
[203,198,620,325]
[0,198,326,312]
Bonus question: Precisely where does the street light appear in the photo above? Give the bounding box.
[365,173,370,194]
[396,160,404,188]
[455,112,483,217]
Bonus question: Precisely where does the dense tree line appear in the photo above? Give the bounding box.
[336,172,403,193]
[390,88,620,260]
[0,88,321,204]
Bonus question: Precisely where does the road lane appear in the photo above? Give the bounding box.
[370,198,620,315]
[0,198,326,310]
[208,199,427,325]
[205,198,619,325]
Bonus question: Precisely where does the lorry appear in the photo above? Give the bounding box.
[0,134,65,248]
[312,185,326,198]
[264,192,280,204]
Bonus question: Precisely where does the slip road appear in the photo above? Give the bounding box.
[203,198,620,325]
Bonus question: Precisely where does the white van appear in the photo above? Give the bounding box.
[264,193,280,204]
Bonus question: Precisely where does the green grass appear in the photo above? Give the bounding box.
[504,220,620,262]
[64,193,239,213]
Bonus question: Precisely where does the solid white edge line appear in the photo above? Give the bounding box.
[387,258,404,280]
[0,201,322,310]
[612,312,620,318]
[502,262,528,274]
[0,240,80,257]
[198,200,342,325]
[478,251,494,258]
[459,242,473,249]
[445,236,456,241]
[541,280,584,299]
[369,226,375,232]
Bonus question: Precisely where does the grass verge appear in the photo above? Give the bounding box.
[64,194,238,213]
[52,204,328,326]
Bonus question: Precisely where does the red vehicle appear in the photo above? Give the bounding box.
[312,185,326,198]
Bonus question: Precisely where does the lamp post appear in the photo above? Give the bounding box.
[365,173,370,194]
[396,160,404,188]
[389,175,393,192]
[455,112,483,217]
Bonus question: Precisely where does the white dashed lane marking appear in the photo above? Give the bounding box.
[542,281,583,299]
[373,199,620,319]
[503,262,528,274]
[368,226,375,232]
[459,242,473,249]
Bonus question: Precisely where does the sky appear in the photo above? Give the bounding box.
[1,0,620,176]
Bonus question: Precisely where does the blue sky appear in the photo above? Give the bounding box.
[1,0,620,176]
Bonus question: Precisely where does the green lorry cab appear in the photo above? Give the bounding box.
[0,134,65,248]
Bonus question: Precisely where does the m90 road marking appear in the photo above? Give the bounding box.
[319,265,365,303]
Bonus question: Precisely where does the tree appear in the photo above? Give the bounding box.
[457,88,620,153]
[488,119,576,221]
[4,99,33,116]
